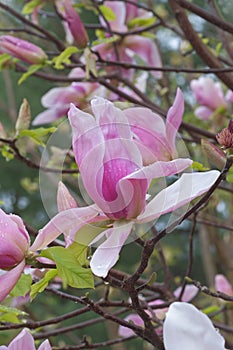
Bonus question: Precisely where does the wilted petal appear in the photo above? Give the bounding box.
[90,221,133,277]
[30,206,102,251]
[163,302,228,350]
[166,88,184,157]
[0,260,25,302]
[137,170,220,223]
[125,35,162,79]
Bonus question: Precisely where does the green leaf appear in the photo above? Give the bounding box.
[202,305,220,315]
[1,145,14,161]
[18,64,43,85]
[99,5,116,21]
[30,269,58,300]
[40,247,94,289]
[92,35,119,47]
[10,273,32,297]
[0,53,11,70]
[191,161,209,171]
[22,0,43,14]
[52,47,79,70]
[128,16,156,29]
[0,305,28,317]
[18,127,57,146]
[68,242,89,266]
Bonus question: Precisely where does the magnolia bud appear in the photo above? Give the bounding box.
[0,35,47,64]
[15,98,31,135]
[216,120,233,149]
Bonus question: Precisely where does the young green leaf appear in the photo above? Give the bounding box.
[18,64,43,85]
[99,5,116,21]
[10,273,32,297]
[22,0,43,15]
[18,127,57,146]
[52,47,79,70]
[30,269,58,300]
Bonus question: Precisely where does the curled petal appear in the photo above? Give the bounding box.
[90,221,133,277]
[137,170,220,223]
[163,302,228,350]
[0,260,25,302]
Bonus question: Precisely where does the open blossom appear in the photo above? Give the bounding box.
[31,95,220,278]
[93,1,162,79]
[33,68,100,125]
[0,35,47,65]
[190,77,227,120]
[163,302,228,350]
[0,328,51,350]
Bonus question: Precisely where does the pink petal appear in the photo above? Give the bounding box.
[125,35,162,79]
[166,88,184,157]
[100,1,127,32]
[194,106,214,120]
[215,274,233,296]
[137,170,220,223]
[57,181,77,212]
[163,302,227,350]
[90,221,133,277]
[173,285,199,302]
[8,329,35,350]
[33,105,69,125]
[0,260,25,302]
[118,314,144,337]
[30,206,102,251]
[38,339,52,350]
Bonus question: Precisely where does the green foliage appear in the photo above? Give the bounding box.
[10,273,32,297]
[128,16,156,29]
[0,53,11,70]
[30,269,58,300]
[0,305,28,324]
[1,145,14,161]
[17,127,57,146]
[40,245,94,289]
[191,161,209,171]
[99,5,116,21]
[18,64,43,85]
[22,0,44,15]
[52,47,79,70]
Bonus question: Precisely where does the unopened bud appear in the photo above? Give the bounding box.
[0,35,47,64]
[216,120,233,149]
[62,0,89,49]
[201,139,225,170]
[15,98,31,135]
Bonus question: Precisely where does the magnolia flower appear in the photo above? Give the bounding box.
[216,120,233,149]
[163,302,228,349]
[215,274,233,296]
[0,328,51,350]
[0,209,30,302]
[0,35,47,65]
[31,96,220,278]
[118,284,198,337]
[190,77,227,120]
[33,68,100,125]
[93,1,162,79]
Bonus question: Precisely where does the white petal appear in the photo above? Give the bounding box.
[163,302,228,350]
[90,221,133,277]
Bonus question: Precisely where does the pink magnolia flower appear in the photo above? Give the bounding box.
[215,274,233,296]
[93,1,162,79]
[118,284,198,337]
[31,96,220,278]
[0,328,51,350]
[0,35,47,65]
[190,77,227,120]
[0,209,30,302]
[58,0,89,49]
[33,68,100,125]
[163,302,228,349]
